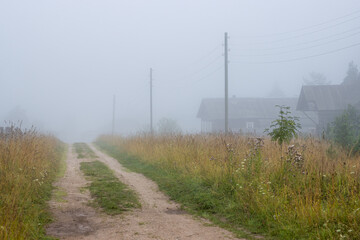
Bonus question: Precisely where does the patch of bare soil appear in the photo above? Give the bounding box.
[46,144,247,240]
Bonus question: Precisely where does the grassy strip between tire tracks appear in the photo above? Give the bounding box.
[80,160,141,215]
[74,142,97,159]
[95,141,259,240]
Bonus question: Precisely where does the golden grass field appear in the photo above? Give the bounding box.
[0,127,65,240]
[98,133,360,239]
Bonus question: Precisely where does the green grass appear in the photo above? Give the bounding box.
[51,146,68,203]
[80,161,141,215]
[73,143,97,159]
[56,146,68,179]
[52,188,67,203]
[95,141,261,239]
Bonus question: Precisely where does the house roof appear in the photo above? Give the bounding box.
[296,84,360,111]
[197,97,314,121]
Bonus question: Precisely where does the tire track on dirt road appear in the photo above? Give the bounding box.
[46,146,99,239]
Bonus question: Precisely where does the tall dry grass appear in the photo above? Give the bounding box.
[0,126,65,240]
[98,133,360,239]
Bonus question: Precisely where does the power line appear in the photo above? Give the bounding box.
[158,59,223,90]
[191,44,221,63]
[233,9,360,38]
[156,46,223,90]
[230,26,360,51]
[231,41,360,64]
[166,44,222,85]
[182,54,222,79]
[193,65,224,84]
[231,15,360,45]
[180,44,221,71]
[232,32,360,57]
[167,63,223,89]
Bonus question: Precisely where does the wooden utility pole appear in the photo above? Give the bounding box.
[224,32,229,134]
[150,68,153,134]
[112,95,116,136]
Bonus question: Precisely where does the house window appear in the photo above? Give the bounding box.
[246,122,254,129]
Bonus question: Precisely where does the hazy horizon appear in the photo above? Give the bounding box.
[1,0,360,142]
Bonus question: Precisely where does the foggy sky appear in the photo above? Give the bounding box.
[1,0,360,142]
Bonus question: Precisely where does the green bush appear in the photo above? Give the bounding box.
[328,105,360,155]
[265,105,301,146]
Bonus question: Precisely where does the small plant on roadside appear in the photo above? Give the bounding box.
[265,105,301,146]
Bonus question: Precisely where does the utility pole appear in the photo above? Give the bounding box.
[150,68,153,134]
[112,95,116,136]
[224,32,229,134]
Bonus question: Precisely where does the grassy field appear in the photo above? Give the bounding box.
[0,127,65,240]
[96,134,360,240]
[73,142,97,159]
[80,160,141,215]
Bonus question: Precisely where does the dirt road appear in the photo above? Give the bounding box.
[46,144,246,240]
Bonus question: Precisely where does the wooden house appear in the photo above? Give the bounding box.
[197,97,317,134]
[296,83,360,133]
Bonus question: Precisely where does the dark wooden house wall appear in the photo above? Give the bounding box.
[317,110,343,132]
[210,117,316,135]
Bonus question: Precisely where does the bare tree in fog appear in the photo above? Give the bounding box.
[303,72,330,85]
